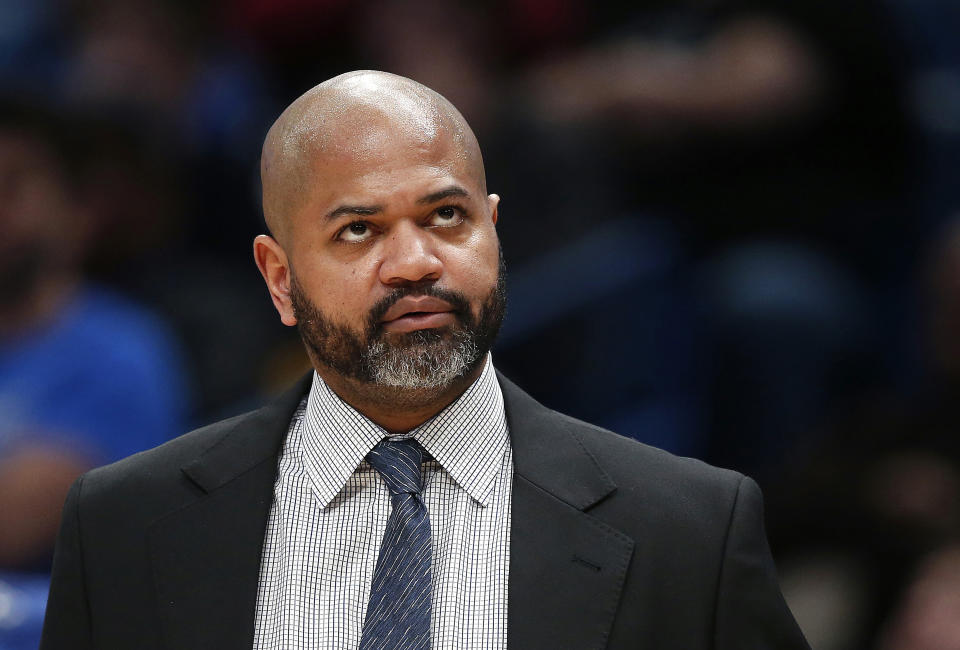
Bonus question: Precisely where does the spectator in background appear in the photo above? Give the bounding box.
[515,0,912,476]
[767,216,960,649]
[0,101,188,569]
[522,0,909,262]
[49,0,291,421]
[63,0,271,252]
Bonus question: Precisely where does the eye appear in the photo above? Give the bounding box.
[337,221,374,243]
[427,205,465,227]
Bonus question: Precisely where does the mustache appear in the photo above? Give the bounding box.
[366,286,472,333]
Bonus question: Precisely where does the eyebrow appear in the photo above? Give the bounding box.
[326,204,383,221]
[416,185,470,204]
[325,185,471,221]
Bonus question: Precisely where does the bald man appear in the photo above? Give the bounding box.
[41,72,809,649]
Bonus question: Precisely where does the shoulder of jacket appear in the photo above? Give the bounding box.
[79,407,263,497]
[550,409,746,505]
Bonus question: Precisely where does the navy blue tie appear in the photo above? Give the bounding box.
[359,438,432,650]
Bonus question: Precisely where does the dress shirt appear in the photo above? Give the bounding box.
[252,355,512,649]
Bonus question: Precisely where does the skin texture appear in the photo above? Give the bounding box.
[254,71,501,433]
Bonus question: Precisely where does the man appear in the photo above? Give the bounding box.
[41,71,809,649]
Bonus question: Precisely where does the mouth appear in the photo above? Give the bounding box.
[380,296,457,333]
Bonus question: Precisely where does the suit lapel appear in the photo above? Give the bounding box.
[501,374,635,650]
[149,375,312,650]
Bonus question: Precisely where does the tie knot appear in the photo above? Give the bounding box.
[366,438,426,497]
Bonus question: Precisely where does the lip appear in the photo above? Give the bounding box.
[380,296,456,332]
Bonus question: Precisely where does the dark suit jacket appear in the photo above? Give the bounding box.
[40,373,809,649]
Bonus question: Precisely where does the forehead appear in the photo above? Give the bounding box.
[303,120,475,205]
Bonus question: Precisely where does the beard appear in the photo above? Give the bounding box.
[290,251,506,395]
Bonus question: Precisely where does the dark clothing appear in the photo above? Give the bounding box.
[40,373,808,649]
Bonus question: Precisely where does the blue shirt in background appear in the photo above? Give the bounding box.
[0,285,188,464]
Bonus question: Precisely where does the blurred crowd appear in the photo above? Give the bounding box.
[1,0,959,648]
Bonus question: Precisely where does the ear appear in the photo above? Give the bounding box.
[253,234,297,326]
[488,193,500,225]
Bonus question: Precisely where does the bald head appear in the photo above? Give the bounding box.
[261,71,486,246]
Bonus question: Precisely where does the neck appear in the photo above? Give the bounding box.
[316,360,486,433]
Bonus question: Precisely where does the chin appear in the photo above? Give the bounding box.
[362,329,481,390]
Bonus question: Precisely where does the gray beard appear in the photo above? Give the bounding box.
[363,329,479,389]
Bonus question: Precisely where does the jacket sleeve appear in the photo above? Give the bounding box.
[40,475,94,650]
[714,476,810,650]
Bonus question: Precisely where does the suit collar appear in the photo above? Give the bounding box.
[180,373,312,493]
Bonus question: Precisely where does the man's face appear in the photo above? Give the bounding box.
[281,126,504,393]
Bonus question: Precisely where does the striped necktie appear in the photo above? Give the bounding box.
[360,438,432,650]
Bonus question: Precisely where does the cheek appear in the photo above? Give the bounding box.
[297,258,379,323]
[451,232,500,294]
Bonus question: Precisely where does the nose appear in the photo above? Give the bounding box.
[378,221,443,287]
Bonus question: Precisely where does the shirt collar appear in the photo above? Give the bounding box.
[299,354,508,509]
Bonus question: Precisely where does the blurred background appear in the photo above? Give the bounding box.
[0,0,958,648]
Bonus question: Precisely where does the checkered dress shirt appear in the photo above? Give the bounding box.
[252,355,513,649]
